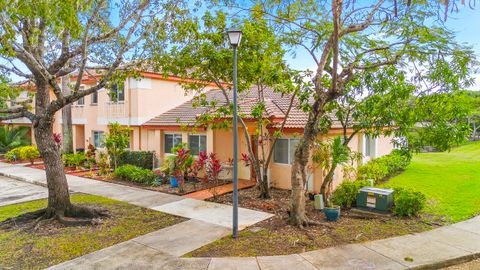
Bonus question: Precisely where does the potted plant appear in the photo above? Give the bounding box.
[161,144,193,192]
[160,156,177,187]
[324,200,341,221]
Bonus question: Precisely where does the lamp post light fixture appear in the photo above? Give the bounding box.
[227,28,242,239]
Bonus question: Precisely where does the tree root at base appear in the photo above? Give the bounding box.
[289,215,335,230]
[0,204,110,231]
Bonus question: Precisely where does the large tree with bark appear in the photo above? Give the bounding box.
[242,0,476,227]
[0,0,179,225]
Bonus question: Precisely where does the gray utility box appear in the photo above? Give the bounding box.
[356,187,394,213]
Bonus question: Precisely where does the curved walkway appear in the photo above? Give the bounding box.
[0,162,479,270]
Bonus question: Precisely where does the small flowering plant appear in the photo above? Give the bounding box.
[241,153,250,167]
[203,153,223,199]
[53,133,62,145]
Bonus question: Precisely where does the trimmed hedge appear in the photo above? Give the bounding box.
[331,180,371,209]
[114,164,157,185]
[117,150,156,170]
[357,150,410,182]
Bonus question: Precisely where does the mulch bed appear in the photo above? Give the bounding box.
[188,187,436,257]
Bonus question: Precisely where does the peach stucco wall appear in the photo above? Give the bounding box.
[48,76,208,152]
[140,123,394,192]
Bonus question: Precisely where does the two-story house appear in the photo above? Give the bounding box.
[5,71,216,155]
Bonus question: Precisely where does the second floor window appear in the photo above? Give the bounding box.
[110,83,125,102]
[91,91,98,105]
[189,135,206,156]
[77,96,85,106]
[164,134,182,154]
[77,86,85,105]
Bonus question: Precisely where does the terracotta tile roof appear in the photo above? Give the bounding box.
[143,88,341,130]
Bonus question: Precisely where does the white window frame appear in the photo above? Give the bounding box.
[77,96,85,106]
[90,90,98,105]
[164,133,182,154]
[363,134,377,159]
[188,134,207,156]
[110,83,125,103]
[92,131,105,148]
[274,138,299,165]
[76,86,85,106]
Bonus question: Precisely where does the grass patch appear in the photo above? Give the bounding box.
[382,142,480,223]
[0,194,186,270]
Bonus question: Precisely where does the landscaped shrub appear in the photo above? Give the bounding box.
[5,147,22,161]
[160,144,193,193]
[114,164,156,185]
[5,146,40,164]
[19,146,40,164]
[392,188,426,217]
[104,122,131,170]
[97,152,110,176]
[331,180,371,209]
[63,152,87,170]
[357,150,410,182]
[0,125,30,153]
[118,150,156,170]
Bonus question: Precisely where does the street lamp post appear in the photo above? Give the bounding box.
[227,29,242,239]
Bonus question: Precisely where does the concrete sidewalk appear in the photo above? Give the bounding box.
[0,162,272,229]
[0,175,47,206]
[1,162,480,270]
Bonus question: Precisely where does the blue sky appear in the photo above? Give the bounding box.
[286,7,480,90]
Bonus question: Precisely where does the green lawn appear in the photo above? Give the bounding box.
[383,142,480,223]
[0,194,186,270]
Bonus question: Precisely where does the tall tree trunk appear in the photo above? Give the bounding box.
[258,167,270,199]
[289,96,327,226]
[35,118,73,214]
[289,127,316,226]
[61,75,73,154]
[6,78,109,225]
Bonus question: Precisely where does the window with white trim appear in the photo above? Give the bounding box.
[92,131,105,148]
[110,83,125,102]
[77,86,85,105]
[77,96,85,105]
[274,138,300,164]
[91,90,98,105]
[189,135,206,156]
[164,134,182,153]
[364,135,376,158]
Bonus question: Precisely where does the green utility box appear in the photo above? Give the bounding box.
[356,187,394,213]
